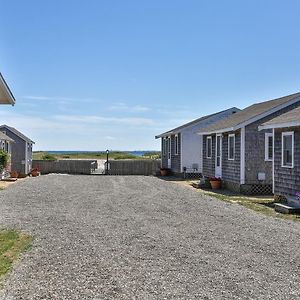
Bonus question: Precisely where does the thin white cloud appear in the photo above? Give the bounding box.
[53,114,155,126]
[22,95,98,103]
[105,136,116,140]
[108,102,150,112]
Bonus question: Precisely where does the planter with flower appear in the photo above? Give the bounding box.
[208,176,222,189]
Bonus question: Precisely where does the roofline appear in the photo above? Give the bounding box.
[259,120,300,131]
[0,73,16,105]
[0,125,35,143]
[155,107,239,139]
[198,94,300,135]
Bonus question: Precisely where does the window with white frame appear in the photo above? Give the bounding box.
[206,136,212,158]
[282,132,294,168]
[175,135,179,155]
[265,133,273,161]
[167,137,171,159]
[228,134,235,160]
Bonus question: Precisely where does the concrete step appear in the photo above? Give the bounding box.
[274,203,300,214]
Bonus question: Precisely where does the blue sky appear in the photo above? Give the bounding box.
[1,0,300,150]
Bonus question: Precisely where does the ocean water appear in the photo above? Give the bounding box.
[46,150,158,157]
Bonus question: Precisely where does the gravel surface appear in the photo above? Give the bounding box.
[0,175,300,299]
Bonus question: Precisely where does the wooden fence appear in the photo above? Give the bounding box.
[32,160,97,175]
[106,159,160,175]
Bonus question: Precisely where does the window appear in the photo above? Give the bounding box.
[282,132,294,168]
[175,135,179,155]
[228,134,235,160]
[206,136,212,158]
[167,137,171,159]
[265,133,273,161]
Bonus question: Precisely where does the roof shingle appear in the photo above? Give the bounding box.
[199,92,300,134]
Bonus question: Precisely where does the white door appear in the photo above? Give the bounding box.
[215,134,222,177]
[167,137,171,168]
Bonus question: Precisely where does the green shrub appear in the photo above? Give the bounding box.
[0,150,9,171]
[41,153,56,160]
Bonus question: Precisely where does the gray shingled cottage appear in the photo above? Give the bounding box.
[259,106,300,205]
[0,125,35,176]
[155,107,240,177]
[198,92,300,194]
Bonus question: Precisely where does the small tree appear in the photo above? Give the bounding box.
[0,150,9,171]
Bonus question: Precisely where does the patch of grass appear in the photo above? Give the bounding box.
[0,230,32,280]
[183,180,300,222]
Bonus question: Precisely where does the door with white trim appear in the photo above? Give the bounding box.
[215,134,222,177]
[167,137,171,168]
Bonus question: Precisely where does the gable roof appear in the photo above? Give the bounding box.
[0,73,16,105]
[259,106,300,130]
[198,92,300,134]
[0,131,14,143]
[155,107,240,139]
[0,125,35,144]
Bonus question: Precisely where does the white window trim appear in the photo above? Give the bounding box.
[167,136,171,160]
[228,134,235,160]
[206,136,212,159]
[281,131,294,168]
[175,134,179,155]
[265,132,273,162]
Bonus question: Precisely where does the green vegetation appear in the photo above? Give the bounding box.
[0,150,9,170]
[33,151,161,160]
[41,153,56,160]
[142,152,161,159]
[0,230,32,280]
[186,181,300,222]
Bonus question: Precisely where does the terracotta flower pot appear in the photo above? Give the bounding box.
[160,169,168,176]
[10,170,18,178]
[210,180,221,189]
[31,170,39,177]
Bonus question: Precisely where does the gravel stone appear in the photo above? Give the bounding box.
[0,175,299,299]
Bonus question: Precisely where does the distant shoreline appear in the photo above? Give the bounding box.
[34,150,160,157]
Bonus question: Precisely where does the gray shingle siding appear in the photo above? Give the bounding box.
[161,137,168,168]
[160,133,181,173]
[222,131,241,183]
[202,135,215,177]
[244,101,300,185]
[2,130,26,174]
[171,133,181,173]
[274,127,300,197]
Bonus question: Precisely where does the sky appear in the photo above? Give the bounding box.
[1,0,300,151]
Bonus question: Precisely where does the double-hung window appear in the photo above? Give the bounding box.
[228,134,235,160]
[265,133,273,161]
[206,136,212,158]
[282,132,294,168]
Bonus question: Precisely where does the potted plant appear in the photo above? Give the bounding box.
[160,168,169,176]
[10,170,18,178]
[209,177,222,189]
[31,167,40,177]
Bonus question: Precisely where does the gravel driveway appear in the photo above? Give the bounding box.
[0,175,300,299]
